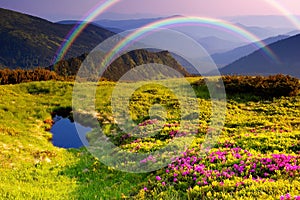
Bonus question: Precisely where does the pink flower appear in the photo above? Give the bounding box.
[280,196,285,200]
[285,193,291,199]
[156,176,161,181]
[143,187,148,191]
[264,172,269,177]
[173,178,178,182]
[162,182,166,186]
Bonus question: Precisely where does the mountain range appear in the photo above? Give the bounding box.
[92,17,293,39]
[1,8,300,78]
[0,8,115,68]
[220,34,300,78]
[60,16,295,55]
[48,49,190,81]
[211,34,290,68]
[0,8,190,78]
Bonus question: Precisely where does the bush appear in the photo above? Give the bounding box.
[221,74,300,98]
[0,68,61,84]
[193,75,300,98]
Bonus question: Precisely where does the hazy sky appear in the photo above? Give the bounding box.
[1,0,300,21]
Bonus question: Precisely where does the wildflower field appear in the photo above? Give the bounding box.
[0,76,299,199]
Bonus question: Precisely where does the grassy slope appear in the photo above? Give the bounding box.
[0,8,115,68]
[0,81,147,199]
[0,79,299,199]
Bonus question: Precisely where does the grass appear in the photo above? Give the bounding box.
[0,78,299,199]
[0,81,148,199]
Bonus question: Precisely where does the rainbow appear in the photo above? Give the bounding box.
[52,0,120,64]
[53,0,300,66]
[102,16,279,67]
[264,0,300,30]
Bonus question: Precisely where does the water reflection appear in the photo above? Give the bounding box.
[50,115,91,148]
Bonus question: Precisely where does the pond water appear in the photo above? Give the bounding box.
[50,115,91,148]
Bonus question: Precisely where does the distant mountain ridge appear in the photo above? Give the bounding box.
[220,34,300,78]
[211,35,290,68]
[57,20,124,33]
[94,17,162,32]
[226,15,300,29]
[196,36,244,55]
[92,15,183,32]
[234,23,292,40]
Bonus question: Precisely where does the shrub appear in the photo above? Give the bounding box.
[193,75,300,98]
[221,74,300,98]
[0,68,61,84]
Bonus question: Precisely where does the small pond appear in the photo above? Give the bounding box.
[50,115,91,148]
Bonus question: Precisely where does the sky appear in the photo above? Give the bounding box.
[1,0,300,22]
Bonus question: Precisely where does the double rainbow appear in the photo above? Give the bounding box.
[53,0,300,67]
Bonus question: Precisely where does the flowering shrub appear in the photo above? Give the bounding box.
[150,147,300,188]
[280,193,300,200]
[129,119,300,199]
[133,147,300,199]
[93,81,300,199]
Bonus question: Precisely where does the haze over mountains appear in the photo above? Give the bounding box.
[1,8,300,78]
[60,16,296,55]
[211,34,290,68]
[220,33,300,78]
[226,15,300,29]
[92,17,294,39]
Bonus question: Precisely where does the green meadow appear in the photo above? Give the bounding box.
[0,77,299,199]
